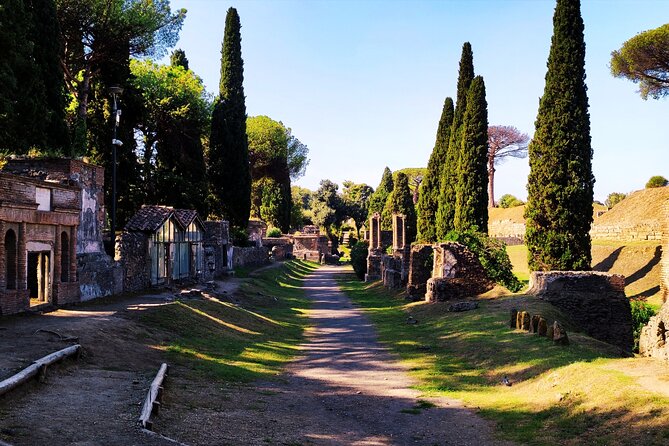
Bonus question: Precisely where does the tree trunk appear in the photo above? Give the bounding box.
[488,159,496,208]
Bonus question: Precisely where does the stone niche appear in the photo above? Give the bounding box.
[425,242,493,302]
[406,244,434,300]
[528,271,634,353]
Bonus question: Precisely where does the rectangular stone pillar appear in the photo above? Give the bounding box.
[18,222,27,291]
[392,214,405,251]
[369,213,381,250]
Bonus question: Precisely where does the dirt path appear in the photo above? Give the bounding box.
[160,265,513,445]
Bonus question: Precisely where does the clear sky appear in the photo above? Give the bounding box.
[162,0,668,203]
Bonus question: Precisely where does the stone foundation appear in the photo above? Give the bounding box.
[528,271,634,353]
[406,244,433,300]
[424,242,493,302]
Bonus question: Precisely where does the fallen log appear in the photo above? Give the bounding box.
[0,345,81,397]
[139,363,169,430]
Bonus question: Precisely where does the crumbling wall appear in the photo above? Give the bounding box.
[425,242,493,302]
[406,244,433,300]
[117,232,150,292]
[528,271,634,353]
[233,246,270,268]
[77,252,122,300]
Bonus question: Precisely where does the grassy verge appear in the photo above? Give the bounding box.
[339,272,669,446]
[133,260,317,382]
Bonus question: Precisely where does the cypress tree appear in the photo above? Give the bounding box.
[208,7,252,228]
[436,42,474,240]
[454,76,489,232]
[524,0,594,271]
[391,172,417,244]
[367,167,394,228]
[170,48,189,70]
[416,97,454,242]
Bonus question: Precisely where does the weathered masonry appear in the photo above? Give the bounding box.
[0,172,80,315]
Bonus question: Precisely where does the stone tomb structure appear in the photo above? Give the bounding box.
[639,198,669,361]
[0,171,80,315]
[4,159,121,301]
[380,214,411,289]
[406,244,434,300]
[293,233,329,263]
[528,271,634,353]
[365,213,383,282]
[425,242,493,302]
[119,206,208,291]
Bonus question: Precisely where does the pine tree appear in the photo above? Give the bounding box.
[367,167,394,229]
[524,0,594,271]
[208,8,251,228]
[454,76,489,232]
[170,48,189,70]
[391,172,417,244]
[416,97,454,242]
[436,42,474,240]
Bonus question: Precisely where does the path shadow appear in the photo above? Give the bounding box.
[625,246,662,286]
[592,246,624,272]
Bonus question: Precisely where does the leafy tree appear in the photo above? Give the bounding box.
[611,24,669,99]
[207,7,251,229]
[130,59,210,215]
[604,192,626,208]
[390,172,417,244]
[646,175,668,188]
[498,194,525,208]
[524,0,594,272]
[312,179,346,250]
[487,125,529,207]
[417,97,454,242]
[343,181,374,238]
[368,167,394,229]
[56,0,186,153]
[454,76,489,233]
[170,48,189,70]
[286,128,310,180]
[437,42,475,240]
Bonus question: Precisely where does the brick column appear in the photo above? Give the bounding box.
[392,214,405,250]
[70,226,77,282]
[0,221,5,290]
[17,222,27,290]
[54,225,62,284]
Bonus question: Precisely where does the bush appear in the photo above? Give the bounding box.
[498,194,524,208]
[445,229,523,292]
[645,175,668,188]
[230,227,253,247]
[604,192,626,209]
[350,241,369,280]
[267,227,282,238]
[630,300,656,352]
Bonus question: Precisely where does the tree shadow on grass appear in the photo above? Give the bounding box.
[592,246,624,272]
[626,245,662,286]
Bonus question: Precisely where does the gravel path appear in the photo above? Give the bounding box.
[163,265,513,445]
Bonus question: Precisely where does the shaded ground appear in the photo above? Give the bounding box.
[158,265,512,445]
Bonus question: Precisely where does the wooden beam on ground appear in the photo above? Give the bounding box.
[139,363,169,430]
[0,345,81,397]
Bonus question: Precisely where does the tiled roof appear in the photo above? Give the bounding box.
[174,209,199,228]
[124,205,175,232]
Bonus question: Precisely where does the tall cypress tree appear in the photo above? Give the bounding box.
[391,172,417,244]
[416,97,454,242]
[208,7,251,228]
[170,48,189,70]
[454,76,489,232]
[367,166,394,228]
[524,0,594,271]
[436,42,474,240]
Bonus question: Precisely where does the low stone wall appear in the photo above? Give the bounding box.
[263,237,293,260]
[528,271,634,353]
[77,252,122,301]
[233,246,270,268]
[589,224,663,242]
[488,220,526,243]
[365,249,382,282]
[406,244,433,300]
[425,243,493,302]
[381,255,403,289]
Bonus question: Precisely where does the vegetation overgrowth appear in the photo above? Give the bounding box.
[339,273,669,445]
[134,260,316,382]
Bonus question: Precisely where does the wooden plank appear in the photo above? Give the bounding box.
[0,344,80,397]
[139,363,169,430]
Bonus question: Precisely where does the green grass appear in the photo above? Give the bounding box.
[338,272,669,446]
[133,260,317,382]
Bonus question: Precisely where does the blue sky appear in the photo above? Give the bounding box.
[163,0,668,202]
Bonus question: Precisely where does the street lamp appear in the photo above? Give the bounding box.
[109,85,124,251]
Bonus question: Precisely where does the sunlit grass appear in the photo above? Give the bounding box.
[339,271,669,446]
[133,260,318,382]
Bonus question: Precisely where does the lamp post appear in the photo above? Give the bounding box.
[109,85,124,250]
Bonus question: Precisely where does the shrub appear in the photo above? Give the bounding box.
[604,192,626,209]
[498,194,524,208]
[267,227,282,238]
[630,299,656,352]
[645,175,668,188]
[445,229,523,292]
[230,227,253,247]
[350,241,369,280]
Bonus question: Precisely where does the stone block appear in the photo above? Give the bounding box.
[538,317,548,336]
[406,244,433,300]
[552,321,569,346]
[510,309,518,328]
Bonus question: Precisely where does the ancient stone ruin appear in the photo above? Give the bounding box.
[424,242,493,302]
[528,271,634,353]
[406,244,433,300]
[365,213,383,282]
[510,309,569,345]
[380,214,411,289]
